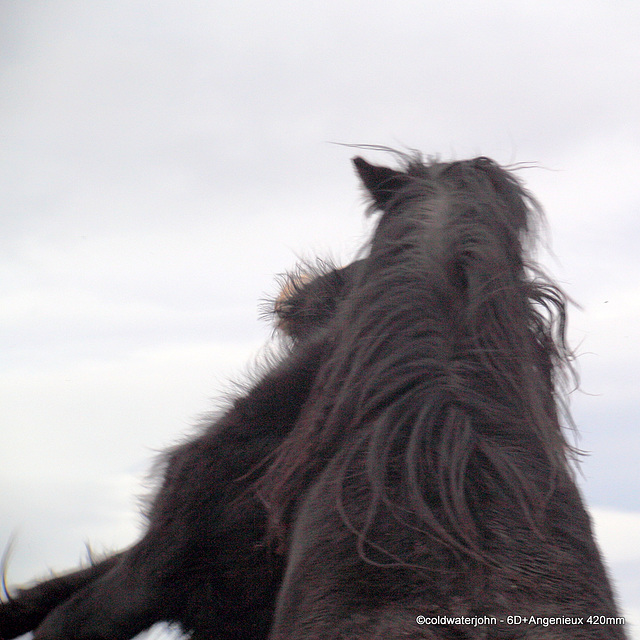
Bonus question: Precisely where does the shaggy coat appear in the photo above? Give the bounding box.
[0,261,351,639]
[0,154,626,640]
[262,156,626,639]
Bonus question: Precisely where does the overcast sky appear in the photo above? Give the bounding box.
[1,2,639,639]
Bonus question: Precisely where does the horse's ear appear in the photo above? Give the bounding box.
[352,157,410,209]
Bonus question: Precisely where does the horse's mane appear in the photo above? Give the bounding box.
[255,154,577,567]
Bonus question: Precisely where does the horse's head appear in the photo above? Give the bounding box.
[269,260,364,342]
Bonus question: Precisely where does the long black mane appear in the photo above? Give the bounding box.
[3,152,622,640]
[257,154,576,567]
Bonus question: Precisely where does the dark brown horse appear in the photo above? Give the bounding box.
[0,154,626,640]
[0,258,354,640]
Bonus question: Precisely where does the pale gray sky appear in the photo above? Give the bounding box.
[1,2,639,639]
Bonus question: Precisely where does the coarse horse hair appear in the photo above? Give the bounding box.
[0,152,626,640]
[0,256,349,640]
[263,154,625,639]
[258,154,575,565]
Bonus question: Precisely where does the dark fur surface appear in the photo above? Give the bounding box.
[0,154,625,640]
[262,155,625,639]
[269,259,364,342]
[0,260,353,639]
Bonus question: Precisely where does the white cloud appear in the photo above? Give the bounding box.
[1,1,638,635]
[591,509,640,640]
[592,508,640,564]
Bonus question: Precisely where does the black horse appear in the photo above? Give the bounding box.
[0,154,626,640]
[0,257,355,640]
